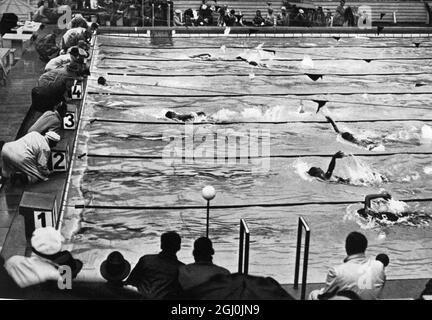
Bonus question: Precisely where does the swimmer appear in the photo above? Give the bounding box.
[98,76,107,85]
[165,111,207,122]
[189,53,217,61]
[326,116,378,150]
[357,193,401,222]
[307,151,350,183]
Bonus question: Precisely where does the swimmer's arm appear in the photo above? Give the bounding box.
[324,151,344,179]
[364,193,392,210]
[325,116,340,134]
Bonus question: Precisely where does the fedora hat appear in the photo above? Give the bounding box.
[53,250,83,279]
[100,251,131,282]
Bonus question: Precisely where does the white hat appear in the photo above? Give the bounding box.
[281,6,286,10]
[175,9,181,14]
[31,227,63,255]
[45,131,60,142]
[201,4,207,9]
[299,9,304,13]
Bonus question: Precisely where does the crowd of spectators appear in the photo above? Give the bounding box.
[173,0,362,27]
[1,226,430,300]
[29,0,368,28]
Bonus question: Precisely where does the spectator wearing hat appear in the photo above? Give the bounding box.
[174,9,184,26]
[4,227,82,288]
[277,6,290,26]
[179,237,230,291]
[309,232,386,300]
[0,131,60,185]
[125,231,185,299]
[264,8,276,26]
[27,101,67,136]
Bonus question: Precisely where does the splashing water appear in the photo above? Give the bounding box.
[300,55,314,69]
[292,159,314,181]
[421,125,432,142]
[424,166,432,175]
[211,105,292,122]
[342,155,385,186]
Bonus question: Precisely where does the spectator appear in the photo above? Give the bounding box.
[277,6,289,26]
[33,1,50,24]
[60,23,96,53]
[264,8,276,26]
[69,13,90,29]
[252,10,265,27]
[184,8,195,26]
[32,61,84,112]
[0,131,60,185]
[224,9,237,27]
[174,9,184,26]
[309,232,386,300]
[0,255,22,298]
[179,237,230,291]
[125,231,184,299]
[325,9,333,26]
[293,8,307,26]
[27,101,67,135]
[217,5,228,26]
[4,227,82,288]
[344,6,355,26]
[313,6,326,26]
[44,46,88,73]
[35,33,59,63]
[333,0,346,26]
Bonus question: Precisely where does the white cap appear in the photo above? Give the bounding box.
[299,9,304,13]
[31,227,63,255]
[45,131,60,142]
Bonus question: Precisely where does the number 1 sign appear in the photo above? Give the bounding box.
[71,80,83,100]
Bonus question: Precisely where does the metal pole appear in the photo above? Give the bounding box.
[244,230,250,275]
[152,3,154,27]
[293,217,302,289]
[142,0,144,26]
[167,3,171,27]
[301,229,310,300]
[238,220,244,273]
[206,200,210,238]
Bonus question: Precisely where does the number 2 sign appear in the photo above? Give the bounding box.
[51,151,67,172]
[71,80,83,100]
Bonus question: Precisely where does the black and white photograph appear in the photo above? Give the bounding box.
[0,0,432,309]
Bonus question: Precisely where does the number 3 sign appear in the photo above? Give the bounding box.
[71,80,83,100]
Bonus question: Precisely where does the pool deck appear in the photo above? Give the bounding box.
[0,27,431,299]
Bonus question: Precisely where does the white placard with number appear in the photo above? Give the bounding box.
[71,80,83,100]
[34,210,54,229]
[51,151,67,172]
[63,112,76,130]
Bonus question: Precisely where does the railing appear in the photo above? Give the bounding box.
[293,216,311,300]
[238,218,250,274]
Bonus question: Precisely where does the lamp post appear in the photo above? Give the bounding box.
[202,186,216,238]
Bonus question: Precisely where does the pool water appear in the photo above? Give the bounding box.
[62,34,432,284]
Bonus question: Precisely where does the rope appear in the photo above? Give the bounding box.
[86,118,432,125]
[84,151,432,160]
[105,71,432,77]
[73,197,432,210]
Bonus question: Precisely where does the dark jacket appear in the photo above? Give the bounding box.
[126,252,184,299]
[178,261,230,291]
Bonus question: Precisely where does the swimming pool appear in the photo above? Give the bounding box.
[62,34,432,284]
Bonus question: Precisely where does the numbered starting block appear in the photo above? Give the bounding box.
[63,104,77,130]
[49,140,70,172]
[19,192,58,239]
[70,80,83,100]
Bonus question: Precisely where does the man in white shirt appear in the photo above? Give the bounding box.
[0,131,60,184]
[309,231,386,300]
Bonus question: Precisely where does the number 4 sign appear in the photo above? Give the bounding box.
[71,80,83,100]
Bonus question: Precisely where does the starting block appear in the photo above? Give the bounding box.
[19,192,58,239]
